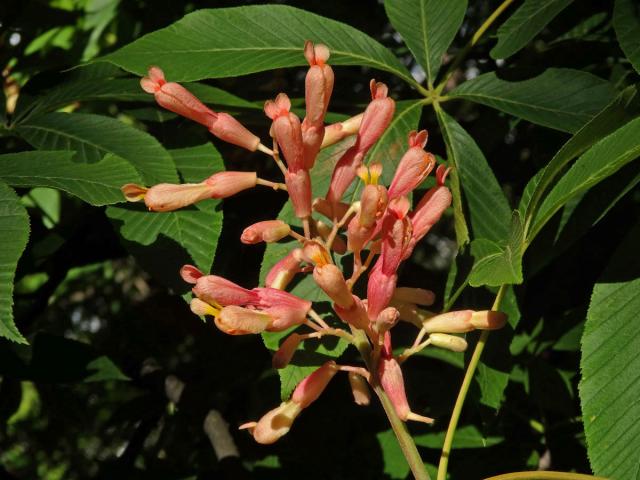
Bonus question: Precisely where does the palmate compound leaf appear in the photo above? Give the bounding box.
[100,5,417,88]
[0,181,30,344]
[258,101,424,400]
[490,0,574,60]
[579,225,640,479]
[449,69,616,133]
[384,0,467,86]
[0,151,142,206]
[107,143,224,284]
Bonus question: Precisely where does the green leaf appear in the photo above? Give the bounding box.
[0,182,30,344]
[530,115,640,242]
[101,5,417,88]
[0,151,142,206]
[436,109,511,243]
[579,225,640,478]
[475,286,521,409]
[468,211,524,287]
[449,69,616,133]
[550,12,608,44]
[15,112,177,184]
[519,85,640,222]
[377,429,411,479]
[614,0,640,74]
[435,105,468,246]
[490,0,574,59]
[414,425,504,449]
[107,143,223,277]
[84,356,131,382]
[384,0,467,86]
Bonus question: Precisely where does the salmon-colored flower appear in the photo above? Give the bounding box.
[302,41,334,168]
[378,332,433,424]
[387,130,436,199]
[325,80,395,205]
[241,361,338,444]
[264,93,305,171]
[140,66,261,151]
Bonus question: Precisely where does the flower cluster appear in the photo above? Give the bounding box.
[122,41,507,445]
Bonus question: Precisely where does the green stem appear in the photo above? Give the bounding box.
[350,328,431,480]
[436,284,508,480]
[443,278,469,312]
[483,472,608,480]
[375,385,431,480]
[434,0,515,95]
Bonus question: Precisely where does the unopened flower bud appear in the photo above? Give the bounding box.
[204,171,258,198]
[321,113,364,148]
[409,164,452,248]
[272,333,303,369]
[469,310,508,330]
[137,182,215,212]
[313,263,353,309]
[348,372,371,406]
[429,333,468,352]
[215,306,273,335]
[374,307,400,334]
[303,41,334,128]
[239,401,302,444]
[291,361,339,409]
[265,93,305,171]
[255,288,312,331]
[392,287,436,306]
[241,220,291,244]
[359,184,388,228]
[422,310,474,333]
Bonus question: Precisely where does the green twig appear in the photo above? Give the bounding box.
[483,472,608,480]
[437,284,507,480]
[434,0,515,95]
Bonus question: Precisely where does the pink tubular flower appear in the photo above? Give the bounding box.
[291,361,339,408]
[241,220,291,244]
[302,41,334,168]
[140,66,260,151]
[387,130,436,199]
[422,309,507,333]
[264,93,305,171]
[347,182,388,254]
[181,267,258,306]
[241,361,338,444]
[378,332,433,424]
[408,165,452,252]
[140,66,215,127]
[313,263,353,309]
[366,261,398,321]
[122,171,259,212]
[325,80,395,205]
[265,248,304,290]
